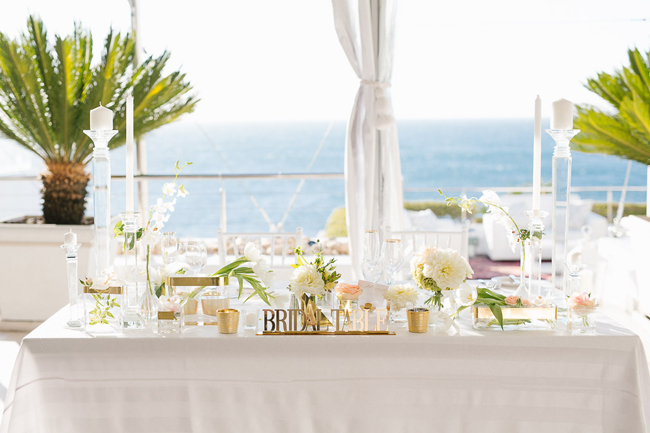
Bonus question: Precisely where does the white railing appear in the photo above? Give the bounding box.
[404,185,648,223]
[0,174,646,227]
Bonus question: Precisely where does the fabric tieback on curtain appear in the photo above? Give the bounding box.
[360,80,395,130]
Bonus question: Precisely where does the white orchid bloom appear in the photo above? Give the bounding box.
[479,190,502,209]
[456,282,478,307]
[459,195,473,214]
[152,197,176,214]
[141,229,161,249]
[151,212,170,230]
[177,184,189,198]
[244,242,262,263]
[162,182,177,196]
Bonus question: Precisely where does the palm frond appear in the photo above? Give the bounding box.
[575,47,650,166]
[0,16,198,165]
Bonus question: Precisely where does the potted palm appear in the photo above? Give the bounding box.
[573,47,650,167]
[0,17,197,321]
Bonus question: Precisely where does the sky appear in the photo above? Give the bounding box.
[0,0,649,121]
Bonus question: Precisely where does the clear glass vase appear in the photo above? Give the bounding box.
[290,292,331,331]
[389,304,409,323]
[139,245,160,320]
[571,308,596,334]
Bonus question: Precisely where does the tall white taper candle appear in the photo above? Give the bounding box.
[126,92,135,213]
[532,95,542,211]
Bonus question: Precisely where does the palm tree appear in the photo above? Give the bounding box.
[0,16,198,224]
[573,48,650,165]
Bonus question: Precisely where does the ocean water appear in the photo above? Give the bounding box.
[1,119,646,237]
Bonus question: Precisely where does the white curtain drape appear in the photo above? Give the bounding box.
[332,0,404,278]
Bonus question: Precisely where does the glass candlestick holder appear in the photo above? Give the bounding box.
[119,211,145,328]
[83,129,118,275]
[525,210,548,302]
[61,242,83,328]
[546,128,580,317]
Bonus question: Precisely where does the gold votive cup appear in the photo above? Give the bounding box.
[407,308,430,333]
[178,292,198,315]
[216,309,239,334]
[201,292,230,316]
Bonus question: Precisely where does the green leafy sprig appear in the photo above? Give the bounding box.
[181,258,272,306]
[80,278,120,326]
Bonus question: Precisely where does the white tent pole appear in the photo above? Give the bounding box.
[647,165,650,217]
[128,0,149,220]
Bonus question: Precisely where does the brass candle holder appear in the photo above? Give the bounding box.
[165,275,230,317]
[177,292,198,315]
[407,308,430,333]
[216,309,240,334]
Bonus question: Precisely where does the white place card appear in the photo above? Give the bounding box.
[358,280,388,310]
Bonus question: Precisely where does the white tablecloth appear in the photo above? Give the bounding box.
[2,302,650,433]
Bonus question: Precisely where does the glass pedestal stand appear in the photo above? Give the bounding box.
[120,212,145,328]
[547,129,580,319]
[525,210,548,303]
[83,129,118,275]
[61,242,83,328]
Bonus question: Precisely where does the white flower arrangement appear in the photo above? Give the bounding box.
[440,189,536,253]
[114,160,192,298]
[411,245,473,310]
[288,245,341,298]
[383,284,419,310]
[289,263,325,297]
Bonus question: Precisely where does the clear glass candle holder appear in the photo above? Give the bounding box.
[157,310,183,335]
[389,303,410,323]
[570,307,597,335]
[242,306,260,330]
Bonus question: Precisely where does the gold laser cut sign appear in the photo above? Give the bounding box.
[259,308,395,335]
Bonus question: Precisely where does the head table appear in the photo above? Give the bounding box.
[2,293,649,433]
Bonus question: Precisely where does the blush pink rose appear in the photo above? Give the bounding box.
[505,295,519,306]
[521,299,531,306]
[336,283,363,301]
[568,292,597,308]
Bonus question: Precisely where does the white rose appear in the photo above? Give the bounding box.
[289,264,325,297]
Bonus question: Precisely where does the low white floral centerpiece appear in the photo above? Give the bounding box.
[288,245,340,299]
[383,284,419,311]
[411,246,473,310]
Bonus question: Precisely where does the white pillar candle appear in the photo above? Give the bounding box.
[126,93,135,213]
[64,229,77,246]
[532,95,542,211]
[89,104,113,130]
[550,98,574,130]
